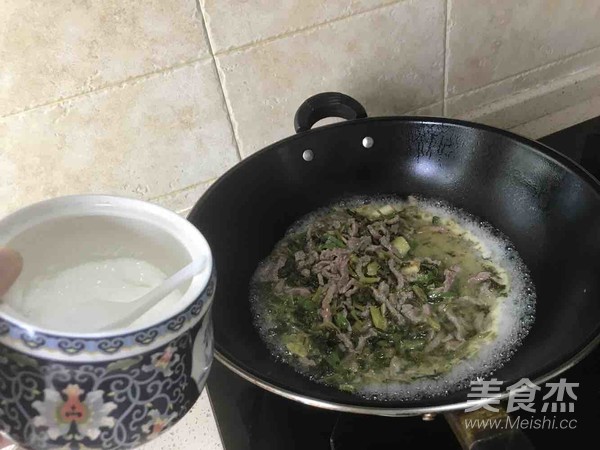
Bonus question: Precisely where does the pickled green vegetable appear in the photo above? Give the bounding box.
[251,200,509,391]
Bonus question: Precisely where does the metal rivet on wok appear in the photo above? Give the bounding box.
[362,136,374,148]
[422,413,437,421]
[302,149,314,161]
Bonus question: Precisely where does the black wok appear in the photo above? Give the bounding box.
[189,92,600,420]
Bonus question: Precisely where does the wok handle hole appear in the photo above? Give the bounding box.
[294,92,368,133]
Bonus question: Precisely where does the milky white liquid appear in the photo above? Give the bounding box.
[2,257,182,332]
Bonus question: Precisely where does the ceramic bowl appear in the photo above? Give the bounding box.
[0,195,215,449]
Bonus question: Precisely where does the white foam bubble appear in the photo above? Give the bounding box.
[251,195,536,400]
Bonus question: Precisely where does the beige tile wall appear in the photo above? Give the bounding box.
[2,0,600,216]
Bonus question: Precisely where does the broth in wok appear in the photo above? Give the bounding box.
[251,197,535,398]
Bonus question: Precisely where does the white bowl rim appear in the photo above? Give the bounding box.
[0,194,213,338]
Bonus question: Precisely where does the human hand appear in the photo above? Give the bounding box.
[0,247,23,449]
[0,248,22,297]
[0,434,16,449]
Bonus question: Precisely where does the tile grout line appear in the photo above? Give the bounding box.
[148,177,217,202]
[3,3,596,126]
[458,63,600,124]
[0,56,216,120]
[195,0,243,162]
[447,43,600,103]
[0,0,404,121]
[212,0,405,57]
[442,0,450,116]
[508,92,600,139]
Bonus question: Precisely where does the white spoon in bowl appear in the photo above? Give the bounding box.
[62,258,207,332]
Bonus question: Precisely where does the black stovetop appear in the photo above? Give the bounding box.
[206,116,600,450]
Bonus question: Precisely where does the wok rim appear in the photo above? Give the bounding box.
[196,116,600,204]
[214,331,600,416]
[193,115,600,416]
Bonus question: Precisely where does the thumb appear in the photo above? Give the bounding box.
[0,248,23,297]
[0,433,16,448]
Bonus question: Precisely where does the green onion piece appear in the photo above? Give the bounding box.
[352,205,382,219]
[284,334,309,357]
[412,285,428,304]
[334,312,350,330]
[426,316,441,331]
[321,234,345,250]
[366,261,380,276]
[392,236,411,256]
[359,276,381,285]
[370,305,388,331]
[378,205,396,217]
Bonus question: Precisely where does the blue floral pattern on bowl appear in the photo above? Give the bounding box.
[0,271,215,449]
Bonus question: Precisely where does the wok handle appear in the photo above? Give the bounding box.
[444,407,535,450]
[294,92,368,133]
